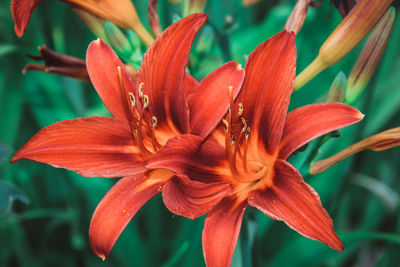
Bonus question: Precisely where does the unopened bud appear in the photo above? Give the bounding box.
[285,0,312,34]
[327,71,347,103]
[345,7,395,104]
[73,8,107,39]
[295,0,393,90]
[188,0,207,14]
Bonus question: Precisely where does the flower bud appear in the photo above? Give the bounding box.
[310,127,400,174]
[285,0,312,34]
[189,0,207,14]
[327,71,347,103]
[148,0,162,37]
[294,0,393,90]
[73,8,107,40]
[345,7,395,104]
[22,45,90,82]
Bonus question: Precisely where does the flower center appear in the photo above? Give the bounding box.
[117,66,161,158]
[223,86,273,187]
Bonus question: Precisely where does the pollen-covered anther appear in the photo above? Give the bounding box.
[143,95,149,109]
[238,103,244,117]
[152,116,158,128]
[128,92,135,108]
[241,117,247,133]
[139,82,144,97]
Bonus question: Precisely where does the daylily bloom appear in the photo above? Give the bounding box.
[11,13,245,260]
[11,0,154,46]
[22,45,90,82]
[148,30,364,266]
[310,127,400,174]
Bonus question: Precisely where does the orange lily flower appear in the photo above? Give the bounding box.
[11,0,154,46]
[147,30,364,266]
[11,14,245,260]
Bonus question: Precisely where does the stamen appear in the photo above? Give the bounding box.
[228,86,234,115]
[129,92,135,108]
[238,103,244,117]
[241,118,247,133]
[143,95,149,109]
[243,127,250,172]
[139,82,144,97]
[152,116,157,128]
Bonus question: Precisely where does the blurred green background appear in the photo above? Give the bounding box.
[1,0,400,266]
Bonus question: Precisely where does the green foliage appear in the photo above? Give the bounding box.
[1,0,400,266]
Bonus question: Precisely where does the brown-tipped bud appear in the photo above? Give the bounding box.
[327,71,347,103]
[294,0,393,90]
[66,0,154,46]
[332,0,360,18]
[285,0,312,34]
[345,7,395,104]
[189,0,207,14]
[310,127,400,174]
[242,0,261,6]
[148,0,162,37]
[22,45,90,82]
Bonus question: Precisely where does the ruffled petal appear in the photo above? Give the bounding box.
[188,61,245,138]
[248,160,343,251]
[147,134,228,184]
[278,103,364,159]
[89,173,162,260]
[11,0,42,37]
[237,30,296,154]
[138,13,207,134]
[86,39,137,122]
[11,117,145,177]
[202,196,248,267]
[162,175,230,219]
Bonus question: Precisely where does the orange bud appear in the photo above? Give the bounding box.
[309,127,400,174]
[295,0,393,90]
[66,0,154,46]
[345,7,395,104]
[73,8,107,39]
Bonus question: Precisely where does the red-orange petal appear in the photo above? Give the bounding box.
[202,196,248,267]
[248,160,343,251]
[183,73,199,96]
[11,0,42,37]
[162,175,230,219]
[86,39,137,122]
[138,13,207,134]
[278,103,364,159]
[147,134,227,184]
[89,174,163,260]
[11,117,145,177]
[188,61,245,138]
[237,30,296,154]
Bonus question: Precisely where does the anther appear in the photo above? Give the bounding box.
[143,95,149,109]
[245,127,251,139]
[152,116,157,128]
[238,103,243,117]
[128,93,135,108]
[241,118,247,133]
[139,82,144,97]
